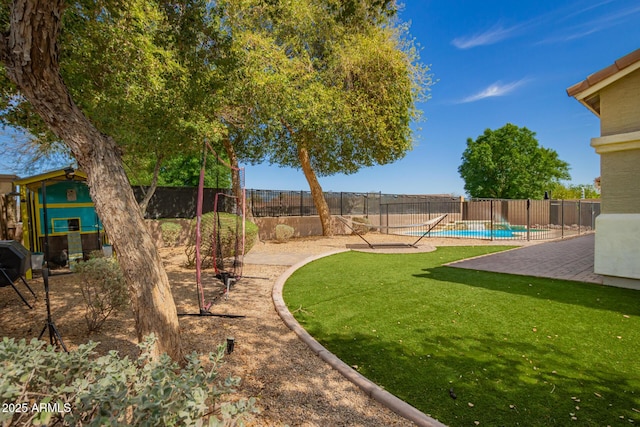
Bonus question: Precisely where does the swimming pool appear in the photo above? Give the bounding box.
[406,229,519,238]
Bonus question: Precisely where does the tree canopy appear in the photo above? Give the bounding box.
[458,123,571,199]
[219,0,430,234]
[1,1,234,190]
[548,181,600,199]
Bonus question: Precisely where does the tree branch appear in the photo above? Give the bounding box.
[138,155,163,216]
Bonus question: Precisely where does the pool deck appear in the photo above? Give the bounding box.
[448,233,603,284]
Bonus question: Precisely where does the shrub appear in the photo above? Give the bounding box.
[0,335,257,426]
[275,224,295,242]
[185,212,258,269]
[351,217,372,235]
[71,255,128,333]
[160,221,182,247]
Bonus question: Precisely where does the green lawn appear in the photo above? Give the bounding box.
[283,246,640,427]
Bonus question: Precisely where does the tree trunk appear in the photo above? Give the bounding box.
[137,155,163,217]
[1,0,182,360]
[298,145,333,236]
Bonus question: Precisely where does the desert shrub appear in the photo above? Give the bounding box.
[351,217,372,235]
[185,212,259,269]
[160,221,182,247]
[275,224,295,242]
[0,335,257,426]
[71,256,128,333]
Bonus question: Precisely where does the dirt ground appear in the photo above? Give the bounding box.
[0,234,525,426]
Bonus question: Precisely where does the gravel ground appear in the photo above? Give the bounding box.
[0,233,526,426]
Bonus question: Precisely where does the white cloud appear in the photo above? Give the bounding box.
[452,1,639,49]
[459,80,528,103]
[539,3,640,44]
[451,24,519,49]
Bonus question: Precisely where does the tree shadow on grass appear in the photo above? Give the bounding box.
[312,324,640,427]
[413,266,640,315]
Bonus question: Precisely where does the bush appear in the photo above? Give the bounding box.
[71,255,128,333]
[0,335,257,426]
[275,224,294,242]
[351,217,372,235]
[160,221,182,247]
[185,212,258,269]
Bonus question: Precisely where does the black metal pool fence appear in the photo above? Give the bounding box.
[248,190,434,217]
[379,198,600,241]
[134,187,600,241]
[247,190,600,241]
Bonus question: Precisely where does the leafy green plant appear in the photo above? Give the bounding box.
[71,255,128,333]
[185,212,259,269]
[0,335,257,426]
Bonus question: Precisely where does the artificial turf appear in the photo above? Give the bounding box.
[283,246,640,426]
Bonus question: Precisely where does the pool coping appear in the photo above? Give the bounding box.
[272,249,448,427]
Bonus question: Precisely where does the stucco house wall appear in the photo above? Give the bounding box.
[600,150,640,214]
[600,68,640,136]
[568,48,640,290]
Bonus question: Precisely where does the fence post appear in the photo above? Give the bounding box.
[526,199,531,241]
[490,200,494,241]
[300,191,303,216]
[379,192,382,231]
[561,200,565,238]
[364,194,368,217]
[385,203,389,235]
[340,192,344,216]
[578,200,582,235]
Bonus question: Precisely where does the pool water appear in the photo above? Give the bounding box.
[406,229,518,238]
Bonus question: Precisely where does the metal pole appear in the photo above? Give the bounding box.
[526,199,531,241]
[379,192,382,231]
[364,194,368,217]
[385,203,389,235]
[41,181,50,267]
[490,199,494,241]
[561,200,565,238]
[578,200,582,235]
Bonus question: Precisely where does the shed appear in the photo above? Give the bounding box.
[14,168,107,274]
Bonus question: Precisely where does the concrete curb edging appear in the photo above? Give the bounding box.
[272,250,447,427]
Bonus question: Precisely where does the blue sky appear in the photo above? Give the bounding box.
[2,1,639,196]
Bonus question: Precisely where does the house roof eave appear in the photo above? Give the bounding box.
[567,48,640,115]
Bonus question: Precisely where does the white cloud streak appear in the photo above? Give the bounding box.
[451,24,519,49]
[538,3,640,44]
[459,79,528,103]
[453,1,640,49]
